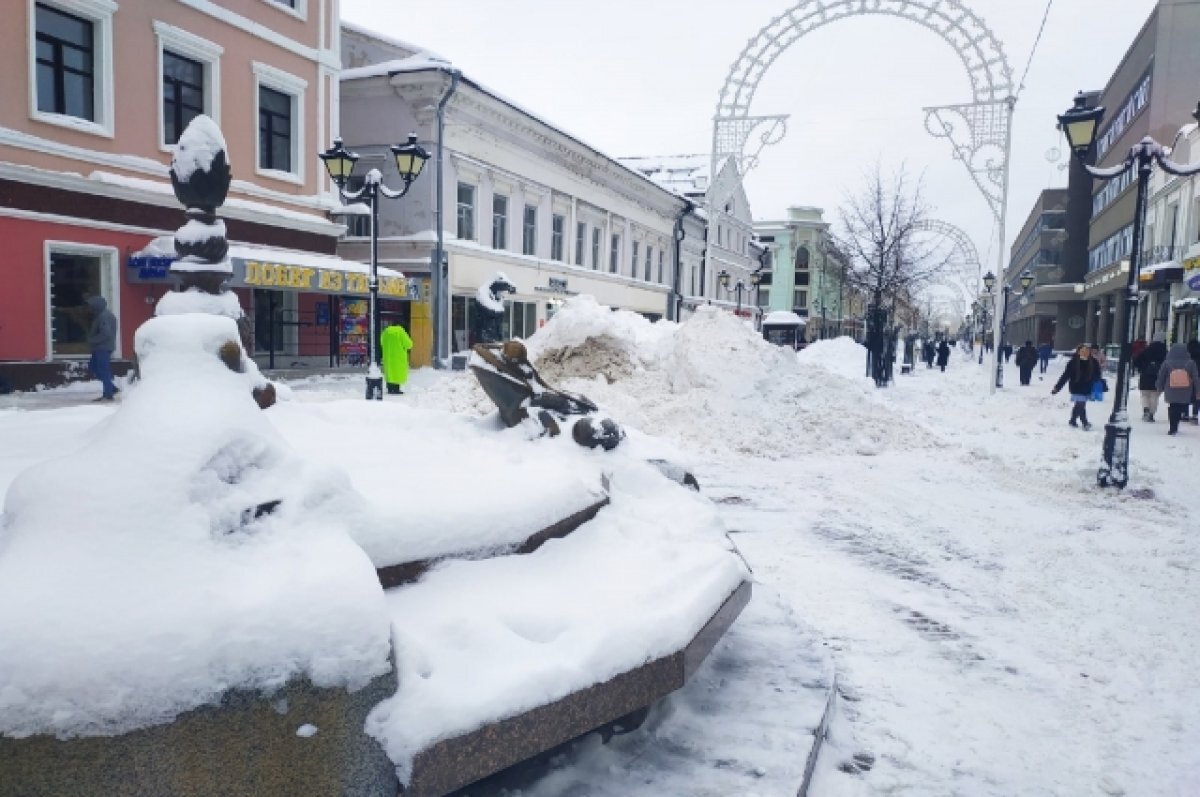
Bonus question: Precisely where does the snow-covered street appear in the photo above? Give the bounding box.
[2,305,1198,796]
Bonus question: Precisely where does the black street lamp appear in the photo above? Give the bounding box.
[980,272,996,366]
[718,269,751,313]
[1058,91,1200,488]
[994,270,1035,389]
[319,134,429,400]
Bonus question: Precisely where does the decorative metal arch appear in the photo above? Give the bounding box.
[713,0,1014,223]
[913,218,981,310]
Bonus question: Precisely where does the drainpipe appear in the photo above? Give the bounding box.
[669,200,693,321]
[432,67,460,368]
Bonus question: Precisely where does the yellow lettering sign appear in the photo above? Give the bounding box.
[346,273,368,294]
[379,276,407,298]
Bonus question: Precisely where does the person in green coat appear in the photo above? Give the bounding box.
[380,322,413,394]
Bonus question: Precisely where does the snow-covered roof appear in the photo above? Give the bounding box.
[618,154,717,197]
[763,311,805,326]
[340,18,438,61]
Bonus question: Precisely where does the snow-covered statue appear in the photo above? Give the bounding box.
[157,115,275,409]
[470,339,624,449]
[473,272,517,344]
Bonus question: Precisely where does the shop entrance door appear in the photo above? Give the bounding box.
[47,246,117,358]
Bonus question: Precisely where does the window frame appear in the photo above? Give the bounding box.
[252,61,306,185]
[154,21,222,152]
[29,0,116,138]
[631,240,639,279]
[591,228,601,270]
[492,194,509,250]
[261,0,307,21]
[551,214,565,262]
[610,233,621,274]
[574,221,586,266]
[42,240,119,360]
[456,182,476,241]
[522,204,537,256]
[644,245,653,282]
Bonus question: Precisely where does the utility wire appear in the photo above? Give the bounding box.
[1017,0,1055,97]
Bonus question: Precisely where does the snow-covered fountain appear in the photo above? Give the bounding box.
[0,119,752,797]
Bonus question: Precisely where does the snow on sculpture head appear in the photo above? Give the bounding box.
[476,272,517,313]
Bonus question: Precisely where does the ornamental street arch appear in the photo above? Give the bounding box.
[714,0,1016,289]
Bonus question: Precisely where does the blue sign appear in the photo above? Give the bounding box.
[315,301,330,326]
[128,255,174,281]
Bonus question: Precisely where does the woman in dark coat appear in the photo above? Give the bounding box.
[1052,344,1101,429]
[1014,340,1038,385]
[936,340,951,371]
[1132,337,1168,421]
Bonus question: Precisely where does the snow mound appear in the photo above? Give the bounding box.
[0,314,391,739]
[523,302,934,460]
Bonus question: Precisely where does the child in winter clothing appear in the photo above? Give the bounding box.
[1157,343,1200,435]
[1052,344,1101,430]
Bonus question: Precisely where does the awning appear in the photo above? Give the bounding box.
[128,237,416,300]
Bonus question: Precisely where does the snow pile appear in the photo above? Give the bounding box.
[364,460,749,779]
[0,314,391,739]
[527,300,934,459]
[797,336,878,382]
[170,114,225,183]
[155,289,244,319]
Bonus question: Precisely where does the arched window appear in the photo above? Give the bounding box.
[795,246,810,270]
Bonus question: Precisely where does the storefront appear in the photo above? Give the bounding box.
[1137,263,1182,342]
[447,246,669,351]
[129,238,428,370]
[1172,261,1200,342]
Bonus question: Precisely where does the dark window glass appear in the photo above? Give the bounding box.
[35,3,94,120]
[631,241,639,278]
[523,205,537,255]
[492,195,508,249]
[610,234,620,273]
[644,246,652,281]
[163,50,204,145]
[591,229,600,270]
[575,221,586,266]
[551,214,565,261]
[258,86,292,172]
[456,183,475,240]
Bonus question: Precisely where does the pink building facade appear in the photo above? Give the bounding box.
[0,0,348,386]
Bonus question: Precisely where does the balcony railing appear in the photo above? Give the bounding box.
[1141,245,1187,266]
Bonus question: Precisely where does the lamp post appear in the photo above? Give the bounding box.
[1058,92,1200,488]
[718,269,750,313]
[994,269,1035,388]
[319,135,429,400]
[981,272,996,366]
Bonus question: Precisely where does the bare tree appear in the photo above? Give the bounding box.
[835,165,953,385]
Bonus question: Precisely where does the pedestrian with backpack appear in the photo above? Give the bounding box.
[1052,344,1102,430]
[1156,343,1200,435]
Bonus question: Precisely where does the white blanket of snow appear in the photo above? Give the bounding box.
[267,400,606,565]
[0,315,392,739]
[365,459,748,780]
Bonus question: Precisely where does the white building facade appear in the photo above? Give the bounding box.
[338,26,690,363]
[1140,124,1200,343]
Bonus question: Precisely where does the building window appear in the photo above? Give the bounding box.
[456,183,475,241]
[35,3,96,121]
[644,245,653,282]
[154,23,222,150]
[631,241,640,278]
[657,250,665,284]
[502,301,538,340]
[162,51,204,146]
[717,225,723,247]
[794,289,808,311]
[610,234,621,273]
[258,86,291,172]
[253,62,305,181]
[575,221,586,266]
[551,214,565,261]
[591,228,601,270]
[523,204,537,256]
[47,245,117,357]
[492,194,508,249]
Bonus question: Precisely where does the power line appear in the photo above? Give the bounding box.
[1017,0,1056,97]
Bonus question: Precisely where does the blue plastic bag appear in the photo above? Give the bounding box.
[1090,378,1106,402]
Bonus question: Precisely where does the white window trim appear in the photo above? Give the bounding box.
[43,240,120,360]
[154,21,223,153]
[456,181,477,241]
[261,0,307,22]
[28,0,117,138]
[252,61,307,185]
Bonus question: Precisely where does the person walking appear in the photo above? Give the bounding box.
[1156,343,1200,435]
[1037,341,1052,376]
[86,295,118,401]
[380,321,413,395]
[1014,340,1038,385]
[1052,344,1101,430]
[923,340,936,369]
[1132,335,1167,422]
[1188,339,1200,424]
[1002,342,1013,363]
[936,340,951,372]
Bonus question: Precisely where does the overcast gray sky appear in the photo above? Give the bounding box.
[341,0,1159,273]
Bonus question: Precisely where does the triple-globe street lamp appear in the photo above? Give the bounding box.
[319,134,430,400]
[717,269,762,314]
[1058,91,1200,488]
